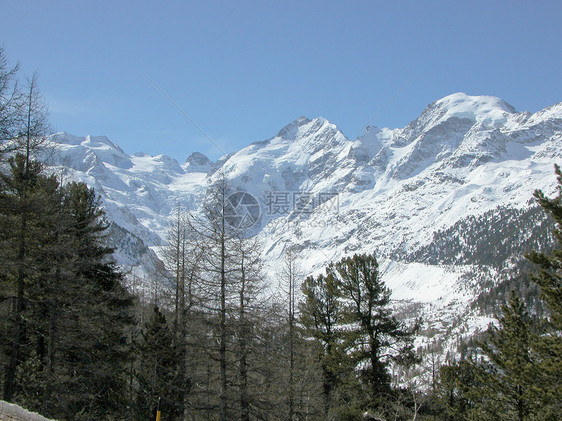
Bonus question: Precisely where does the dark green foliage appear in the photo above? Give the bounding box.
[299,271,346,415]
[437,359,481,420]
[406,205,554,268]
[525,164,562,417]
[471,270,544,318]
[527,165,562,327]
[478,293,539,420]
[331,253,420,415]
[436,165,562,420]
[334,254,419,400]
[299,253,419,418]
[437,294,546,420]
[0,154,60,404]
[0,157,135,420]
[134,306,184,420]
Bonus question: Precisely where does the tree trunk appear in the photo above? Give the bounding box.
[3,167,28,401]
[238,253,249,421]
[219,211,227,421]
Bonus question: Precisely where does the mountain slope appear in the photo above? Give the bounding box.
[41,92,562,353]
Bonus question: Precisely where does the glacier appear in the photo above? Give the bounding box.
[39,92,562,355]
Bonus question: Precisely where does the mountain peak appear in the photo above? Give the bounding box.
[398,93,518,145]
[185,152,212,172]
[50,132,126,154]
[423,93,517,126]
[435,92,516,114]
[276,116,312,140]
[274,116,343,143]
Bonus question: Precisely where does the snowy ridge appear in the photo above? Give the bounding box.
[45,132,210,246]
[41,92,562,353]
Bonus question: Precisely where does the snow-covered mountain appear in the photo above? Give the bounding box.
[42,92,562,353]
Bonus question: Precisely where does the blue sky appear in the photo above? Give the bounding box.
[1,0,560,161]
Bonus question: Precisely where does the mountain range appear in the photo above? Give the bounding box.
[41,92,562,355]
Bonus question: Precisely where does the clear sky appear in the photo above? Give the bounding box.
[1,0,561,161]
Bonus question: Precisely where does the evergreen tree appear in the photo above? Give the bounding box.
[437,293,543,421]
[299,270,346,417]
[0,154,56,401]
[477,292,539,420]
[48,182,134,419]
[526,164,562,417]
[134,306,183,420]
[1,163,135,419]
[438,359,481,421]
[436,165,562,420]
[332,253,420,414]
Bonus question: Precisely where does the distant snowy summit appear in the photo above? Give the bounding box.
[185,152,213,173]
[43,92,562,245]
[41,91,560,264]
[419,93,517,127]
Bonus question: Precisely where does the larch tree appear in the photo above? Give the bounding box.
[161,205,195,417]
[0,46,23,155]
[282,245,299,420]
[1,72,49,402]
[186,177,263,420]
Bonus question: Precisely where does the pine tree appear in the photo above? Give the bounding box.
[525,164,562,417]
[299,271,345,416]
[477,292,539,420]
[436,165,562,420]
[38,182,134,419]
[438,359,481,421]
[331,253,419,413]
[0,155,55,401]
[134,306,183,420]
[1,168,135,419]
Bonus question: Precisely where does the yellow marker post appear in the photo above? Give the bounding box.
[155,397,162,421]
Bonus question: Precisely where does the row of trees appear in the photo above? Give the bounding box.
[0,154,135,418]
[153,197,423,420]
[0,46,134,419]
[128,165,562,420]
[125,180,424,420]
